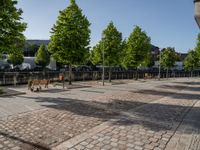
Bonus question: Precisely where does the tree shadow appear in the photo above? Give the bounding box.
[18,93,200,134]
[38,89,69,93]
[133,89,200,100]
[174,81,200,86]
[158,84,200,92]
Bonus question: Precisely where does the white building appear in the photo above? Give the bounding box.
[0,55,57,71]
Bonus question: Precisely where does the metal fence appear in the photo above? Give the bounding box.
[0,70,199,86]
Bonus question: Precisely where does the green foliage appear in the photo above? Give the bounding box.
[7,50,24,66]
[123,26,151,69]
[119,39,127,67]
[90,22,123,66]
[35,45,50,68]
[160,47,177,69]
[90,42,102,65]
[0,0,27,54]
[48,0,91,65]
[184,50,199,71]
[195,33,200,58]
[143,52,155,68]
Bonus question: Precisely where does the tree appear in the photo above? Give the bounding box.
[160,47,177,78]
[0,0,26,54]
[184,50,199,77]
[90,42,102,65]
[7,51,24,67]
[35,45,50,70]
[123,26,151,79]
[144,52,155,68]
[195,33,200,57]
[48,0,90,85]
[90,22,123,82]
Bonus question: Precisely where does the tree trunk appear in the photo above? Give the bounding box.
[135,68,138,80]
[63,67,65,89]
[69,64,72,85]
[108,66,112,83]
[191,71,193,78]
[43,67,45,79]
[166,68,169,79]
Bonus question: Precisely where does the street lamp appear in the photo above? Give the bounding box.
[102,33,105,86]
[194,0,200,28]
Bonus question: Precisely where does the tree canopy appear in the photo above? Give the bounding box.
[48,0,90,85]
[90,22,123,82]
[48,0,90,65]
[90,22,123,66]
[160,47,177,70]
[7,51,24,67]
[35,45,50,69]
[195,33,200,57]
[184,50,199,72]
[123,26,151,69]
[0,0,27,54]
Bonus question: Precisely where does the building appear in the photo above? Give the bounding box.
[151,45,160,61]
[24,40,50,57]
[0,39,56,71]
[195,0,200,27]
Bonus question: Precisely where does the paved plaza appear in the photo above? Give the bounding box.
[0,78,200,150]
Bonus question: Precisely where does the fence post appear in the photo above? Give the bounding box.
[3,74,5,85]
[13,73,17,86]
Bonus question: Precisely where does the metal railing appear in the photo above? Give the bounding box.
[0,70,199,86]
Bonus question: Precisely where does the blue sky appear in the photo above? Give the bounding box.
[17,0,199,53]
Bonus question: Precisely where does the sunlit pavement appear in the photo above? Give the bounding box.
[0,78,200,150]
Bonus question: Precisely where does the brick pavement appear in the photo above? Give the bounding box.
[55,79,200,150]
[0,78,199,150]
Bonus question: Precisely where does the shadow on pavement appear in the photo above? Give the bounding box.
[158,84,200,92]
[174,81,200,86]
[18,89,200,133]
[38,89,69,93]
[134,89,200,100]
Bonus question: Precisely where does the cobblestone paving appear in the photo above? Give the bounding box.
[0,78,199,150]
[0,81,167,149]
[69,121,173,150]
[66,83,200,150]
[0,107,114,150]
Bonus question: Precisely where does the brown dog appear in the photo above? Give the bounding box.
[28,79,49,91]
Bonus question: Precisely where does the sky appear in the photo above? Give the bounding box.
[17,0,199,53]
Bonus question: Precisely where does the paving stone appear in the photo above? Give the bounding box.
[1,78,200,150]
[135,146,143,150]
